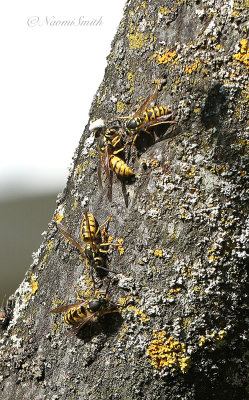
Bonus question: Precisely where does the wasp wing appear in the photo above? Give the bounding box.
[137,114,176,131]
[50,300,88,314]
[56,222,86,255]
[97,157,103,191]
[99,149,113,202]
[66,313,96,337]
[132,83,159,118]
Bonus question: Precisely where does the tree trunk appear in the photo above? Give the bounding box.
[1,1,248,399]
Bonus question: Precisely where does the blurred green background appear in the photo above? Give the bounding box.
[0,193,57,306]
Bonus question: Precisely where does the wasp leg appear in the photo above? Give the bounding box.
[131,129,155,148]
[98,248,110,254]
[84,257,96,288]
[73,285,84,302]
[95,216,112,238]
[112,134,123,149]
[113,146,125,155]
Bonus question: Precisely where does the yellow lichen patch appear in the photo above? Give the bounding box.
[182,265,194,278]
[127,306,150,323]
[154,249,163,258]
[75,163,84,176]
[72,200,78,211]
[199,336,207,346]
[47,240,54,254]
[182,317,191,330]
[51,297,64,309]
[185,59,201,74]
[233,39,249,68]
[155,49,177,64]
[147,330,191,373]
[129,30,148,49]
[184,166,196,178]
[117,238,124,255]
[207,244,219,264]
[119,296,130,308]
[89,149,96,157]
[158,5,170,15]
[127,72,134,93]
[37,239,54,270]
[150,159,160,168]
[54,213,63,223]
[210,164,227,175]
[24,274,38,300]
[139,157,160,169]
[199,330,227,347]
[31,279,38,295]
[169,287,181,294]
[116,101,126,114]
[119,325,129,341]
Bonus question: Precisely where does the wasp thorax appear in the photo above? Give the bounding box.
[126,119,138,130]
[89,297,106,312]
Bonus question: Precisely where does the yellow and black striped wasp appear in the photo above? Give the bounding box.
[55,212,118,275]
[51,284,119,337]
[90,119,135,200]
[120,82,177,147]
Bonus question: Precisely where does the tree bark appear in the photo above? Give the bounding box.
[1,1,249,399]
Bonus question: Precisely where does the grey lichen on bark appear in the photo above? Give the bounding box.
[1,0,249,399]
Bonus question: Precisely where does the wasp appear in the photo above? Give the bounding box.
[51,286,119,337]
[56,212,118,274]
[90,120,135,199]
[120,82,177,147]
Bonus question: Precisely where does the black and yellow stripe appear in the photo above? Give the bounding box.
[99,129,123,154]
[143,106,171,122]
[64,305,87,326]
[127,105,171,131]
[109,155,135,178]
[81,213,100,243]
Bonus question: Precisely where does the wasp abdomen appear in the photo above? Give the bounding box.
[109,155,135,178]
[143,106,171,122]
[64,306,86,326]
[127,106,172,131]
[81,213,101,243]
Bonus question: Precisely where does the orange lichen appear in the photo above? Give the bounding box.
[155,49,177,64]
[147,330,191,373]
[185,59,200,74]
[233,39,249,68]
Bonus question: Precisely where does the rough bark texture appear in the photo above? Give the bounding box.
[1,1,249,399]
